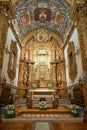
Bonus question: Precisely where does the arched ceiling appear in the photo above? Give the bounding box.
[13,0,73,42]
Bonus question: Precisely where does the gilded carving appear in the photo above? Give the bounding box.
[0,14,8,73]
[7,40,18,81]
[68,42,77,81]
[34,29,51,42]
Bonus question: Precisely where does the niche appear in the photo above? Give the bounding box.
[67,42,77,81]
[7,40,18,81]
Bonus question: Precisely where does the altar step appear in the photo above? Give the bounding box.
[17,107,71,115]
[58,99,71,107]
[16,98,71,108]
[32,100,53,108]
[32,103,52,107]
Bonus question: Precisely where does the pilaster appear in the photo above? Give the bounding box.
[0,0,16,76]
[70,1,87,74]
[0,10,8,75]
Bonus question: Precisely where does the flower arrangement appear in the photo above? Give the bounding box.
[39,97,47,110]
[71,104,80,117]
[5,104,16,118]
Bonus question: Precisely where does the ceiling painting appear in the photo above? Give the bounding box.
[13,0,73,42]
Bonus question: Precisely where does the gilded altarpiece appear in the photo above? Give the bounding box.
[18,29,67,99]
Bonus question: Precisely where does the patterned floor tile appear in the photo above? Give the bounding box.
[2,114,83,122]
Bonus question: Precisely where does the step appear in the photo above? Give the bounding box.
[32,103,53,108]
[58,99,71,107]
[17,107,70,115]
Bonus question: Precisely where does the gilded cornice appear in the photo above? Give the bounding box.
[0,1,21,48]
[64,22,75,48]
[9,22,21,48]
[70,0,87,20]
[64,0,86,48]
[0,0,15,19]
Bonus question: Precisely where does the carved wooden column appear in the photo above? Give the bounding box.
[18,60,25,88]
[50,62,56,82]
[50,63,53,81]
[56,48,67,98]
[25,61,34,82]
[52,49,56,61]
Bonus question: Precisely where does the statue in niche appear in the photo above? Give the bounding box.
[69,52,74,67]
[11,52,15,70]
[33,49,50,85]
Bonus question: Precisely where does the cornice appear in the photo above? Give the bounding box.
[64,0,87,48]
[0,0,15,19]
[9,22,21,49]
[0,1,21,48]
[70,0,86,20]
[64,22,75,48]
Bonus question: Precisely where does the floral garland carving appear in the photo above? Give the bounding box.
[67,42,77,81]
[7,40,18,81]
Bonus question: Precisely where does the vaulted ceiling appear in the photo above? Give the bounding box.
[13,0,73,42]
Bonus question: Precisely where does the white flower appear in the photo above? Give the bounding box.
[71,104,80,110]
[39,101,47,109]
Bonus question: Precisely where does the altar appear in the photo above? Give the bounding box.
[27,88,58,108]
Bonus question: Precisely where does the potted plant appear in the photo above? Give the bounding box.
[71,104,80,117]
[5,104,16,118]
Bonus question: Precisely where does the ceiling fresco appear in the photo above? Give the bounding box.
[13,0,73,41]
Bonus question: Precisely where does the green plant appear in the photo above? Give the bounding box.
[71,104,80,117]
[5,104,16,118]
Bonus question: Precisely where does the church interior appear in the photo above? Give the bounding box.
[0,0,87,129]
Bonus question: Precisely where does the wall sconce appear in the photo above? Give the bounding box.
[5,45,10,54]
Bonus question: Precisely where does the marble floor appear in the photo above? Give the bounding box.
[0,121,87,130]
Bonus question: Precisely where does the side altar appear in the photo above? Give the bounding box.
[27,88,58,109]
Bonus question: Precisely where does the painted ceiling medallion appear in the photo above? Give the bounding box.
[34,8,51,22]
